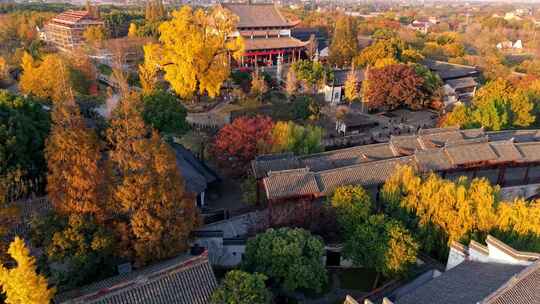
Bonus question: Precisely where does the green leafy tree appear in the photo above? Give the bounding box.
[31,213,117,291]
[330,185,372,234]
[291,60,325,92]
[240,175,257,205]
[242,228,328,293]
[343,214,418,286]
[0,90,50,181]
[271,121,324,155]
[142,90,190,136]
[211,270,272,304]
[444,79,535,131]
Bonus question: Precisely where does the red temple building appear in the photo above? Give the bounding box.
[221,3,306,67]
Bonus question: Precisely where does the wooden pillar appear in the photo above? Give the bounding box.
[497,166,506,186]
[523,164,530,185]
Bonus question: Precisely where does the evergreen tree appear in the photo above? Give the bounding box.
[46,96,104,218]
[108,93,199,265]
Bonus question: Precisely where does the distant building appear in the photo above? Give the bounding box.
[56,251,218,304]
[44,10,103,52]
[221,3,306,67]
[347,236,540,304]
[408,20,431,34]
[323,69,365,104]
[252,127,540,203]
[496,39,523,50]
[423,60,480,107]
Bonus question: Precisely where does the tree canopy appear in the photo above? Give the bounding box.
[329,15,358,67]
[271,121,324,155]
[362,64,429,110]
[212,115,274,174]
[0,90,50,180]
[107,93,199,265]
[381,165,540,259]
[211,270,272,304]
[46,97,104,218]
[242,228,328,293]
[442,79,536,131]
[330,185,418,279]
[0,237,56,304]
[142,90,190,136]
[144,6,244,100]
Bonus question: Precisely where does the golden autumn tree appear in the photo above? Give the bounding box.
[46,93,104,218]
[0,57,8,83]
[127,23,138,38]
[143,5,244,101]
[344,68,358,102]
[0,237,56,304]
[285,68,298,97]
[138,43,161,95]
[83,25,107,46]
[107,93,199,265]
[250,70,268,101]
[381,165,540,258]
[19,53,71,103]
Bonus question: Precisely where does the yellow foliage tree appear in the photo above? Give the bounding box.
[0,237,56,304]
[46,95,104,219]
[373,57,399,68]
[19,53,71,103]
[250,70,268,101]
[139,43,161,95]
[382,165,540,258]
[0,57,8,83]
[144,5,244,100]
[344,68,359,102]
[285,68,298,97]
[108,93,199,265]
[127,22,138,38]
[83,25,106,46]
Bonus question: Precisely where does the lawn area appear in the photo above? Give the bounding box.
[337,268,381,291]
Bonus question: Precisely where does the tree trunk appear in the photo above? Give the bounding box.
[373,272,381,290]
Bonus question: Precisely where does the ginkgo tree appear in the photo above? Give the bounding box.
[142,5,244,101]
[0,237,56,304]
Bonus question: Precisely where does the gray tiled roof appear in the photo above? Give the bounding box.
[445,142,498,165]
[515,142,540,162]
[422,60,480,81]
[251,153,302,179]
[446,77,478,90]
[256,127,540,200]
[171,143,219,194]
[56,252,217,304]
[397,261,526,304]
[317,157,414,194]
[490,141,524,162]
[482,261,540,304]
[263,168,320,200]
[222,3,291,28]
[487,130,540,142]
[390,135,424,154]
[414,149,453,171]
